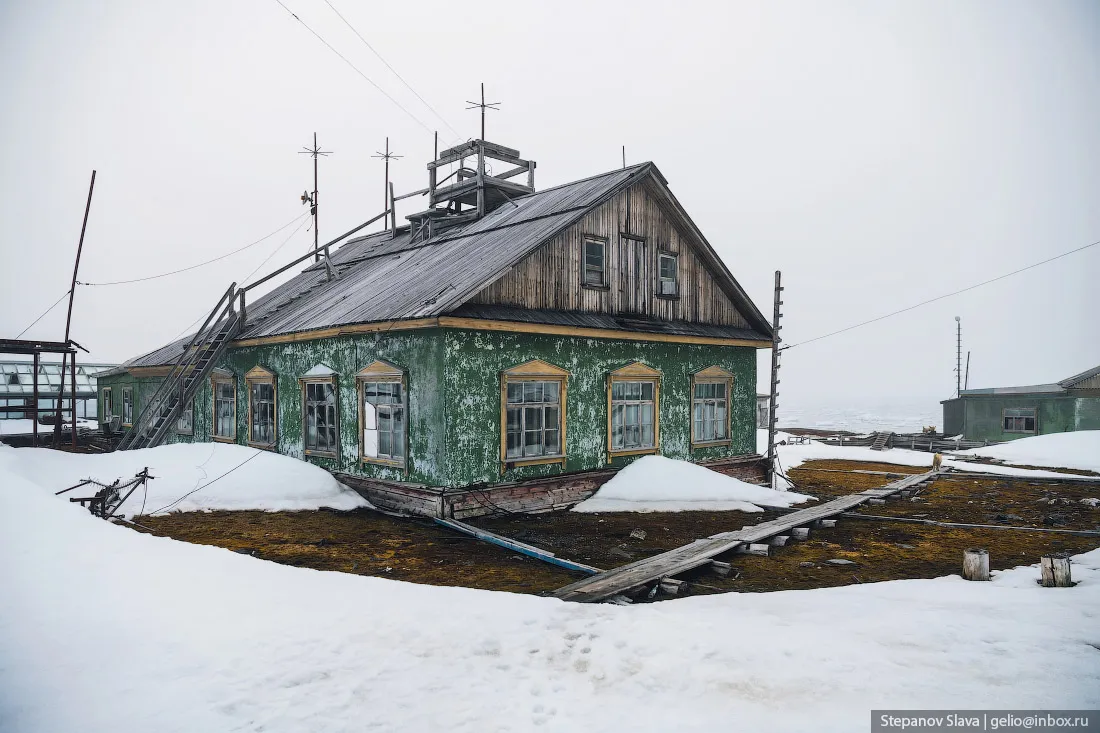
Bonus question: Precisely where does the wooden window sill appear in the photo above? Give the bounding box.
[503,455,566,468]
[655,292,680,300]
[213,435,237,444]
[248,442,277,451]
[692,439,732,449]
[581,283,610,291]
[304,449,338,459]
[361,456,406,469]
[176,431,193,436]
[609,447,658,458]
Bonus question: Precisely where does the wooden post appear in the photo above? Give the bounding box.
[766,271,783,489]
[962,548,989,581]
[32,351,39,446]
[389,182,397,236]
[791,527,810,541]
[1040,553,1072,587]
[70,353,77,447]
[476,142,485,218]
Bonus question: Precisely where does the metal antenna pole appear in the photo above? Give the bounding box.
[964,350,971,391]
[465,82,500,141]
[299,133,332,263]
[955,316,962,397]
[767,271,783,489]
[54,170,96,447]
[372,138,402,229]
[622,145,626,169]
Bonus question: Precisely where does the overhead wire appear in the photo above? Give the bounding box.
[167,213,312,343]
[273,0,437,135]
[16,289,72,339]
[79,212,309,287]
[321,0,460,138]
[146,449,263,515]
[781,238,1100,351]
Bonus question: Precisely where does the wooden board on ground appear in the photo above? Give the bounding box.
[551,469,939,603]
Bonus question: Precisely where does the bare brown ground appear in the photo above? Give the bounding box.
[128,459,1100,599]
[133,509,586,593]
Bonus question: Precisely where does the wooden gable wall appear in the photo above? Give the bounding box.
[468,178,750,328]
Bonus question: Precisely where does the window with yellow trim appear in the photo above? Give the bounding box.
[245,366,276,448]
[356,360,407,468]
[607,362,661,456]
[501,360,568,465]
[691,366,734,447]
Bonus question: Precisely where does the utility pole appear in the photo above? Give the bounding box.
[465,82,500,140]
[299,133,331,263]
[372,137,402,218]
[54,170,96,448]
[767,271,783,489]
[964,350,971,391]
[954,316,962,397]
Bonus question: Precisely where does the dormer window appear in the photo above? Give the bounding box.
[658,252,679,297]
[582,236,608,288]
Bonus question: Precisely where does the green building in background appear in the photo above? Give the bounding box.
[941,364,1100,442]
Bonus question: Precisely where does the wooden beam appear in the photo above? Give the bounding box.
[436,316,774,348]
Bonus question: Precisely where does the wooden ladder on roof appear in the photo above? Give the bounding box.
[117,284,243,451]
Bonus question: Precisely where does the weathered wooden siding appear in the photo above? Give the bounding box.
[469,179,750,328]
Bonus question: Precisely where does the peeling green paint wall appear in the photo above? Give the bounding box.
[99,327,759,488]
[441,328,757,486]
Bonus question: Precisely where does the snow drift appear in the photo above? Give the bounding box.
[2,456,1099,732]
[0,442,369,515]
[572,455,812,513]
[956,430,1100,473]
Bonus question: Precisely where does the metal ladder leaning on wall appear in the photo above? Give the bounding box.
[117,283,242,451]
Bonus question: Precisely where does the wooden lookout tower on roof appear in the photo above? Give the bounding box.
[407,139,537,241]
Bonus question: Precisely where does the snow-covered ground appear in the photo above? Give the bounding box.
[758,429,1099,479]
[956,431,1100,473]
[776,402,940,434]
[0,442,369,515]
[572,455,811,513]
[3,461,1099,732]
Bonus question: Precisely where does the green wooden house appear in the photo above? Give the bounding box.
[98,140,775,516]
[941,364,1100,443]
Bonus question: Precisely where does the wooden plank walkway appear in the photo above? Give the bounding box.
[551,469,939,603]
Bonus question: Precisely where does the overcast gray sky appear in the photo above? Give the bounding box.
[2,0,1097,421]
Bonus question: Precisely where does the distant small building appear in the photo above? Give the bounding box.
[941,365,1100,442]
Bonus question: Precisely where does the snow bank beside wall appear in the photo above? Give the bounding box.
[0,443,370,514]
[573,455,811,512]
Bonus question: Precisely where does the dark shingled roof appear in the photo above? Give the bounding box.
[121,163,771,369]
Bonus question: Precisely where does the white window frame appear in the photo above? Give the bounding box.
[122,386,134,427]
[211,374,236,442]
[102,387,113,420]
[582,235,608,288]
[1002,407,1037,434]
[176,399,194,435]
[657,251,679,297]
[500,360,569,468]
[607,362,661,458]
[300,369,339,458]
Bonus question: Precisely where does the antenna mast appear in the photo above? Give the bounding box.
[299,133,332,263]
[465,82,500,140]
[372,137,402,230]
[954,316,962,397]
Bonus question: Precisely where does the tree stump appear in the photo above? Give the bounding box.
[962,548,989,581]
[1040,553,1073,587]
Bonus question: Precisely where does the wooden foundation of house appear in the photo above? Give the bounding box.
[335,453,769,519]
